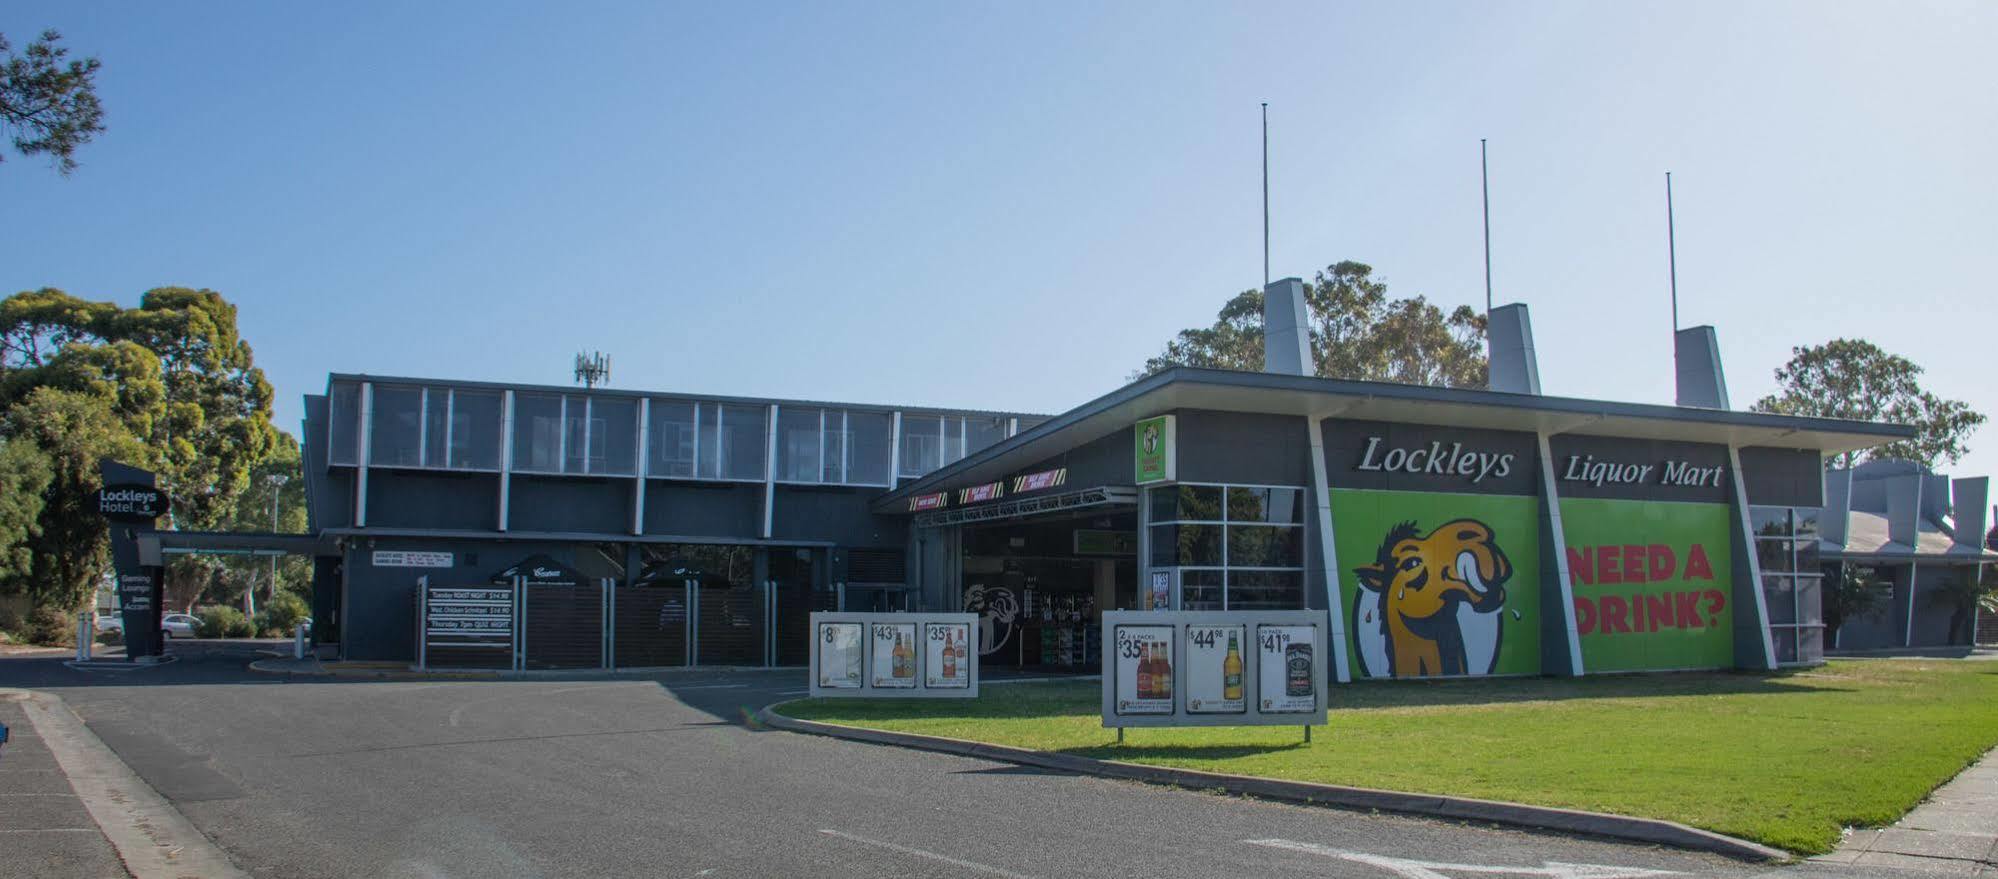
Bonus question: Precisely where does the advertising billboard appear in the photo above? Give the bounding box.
[808,613,979,698]
[1331,487,1543,679]
[1559,498,1735,670]
[1100,610,1327,729]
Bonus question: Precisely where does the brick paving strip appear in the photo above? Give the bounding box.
[2,688,249,879]
[1812,749,1998,876]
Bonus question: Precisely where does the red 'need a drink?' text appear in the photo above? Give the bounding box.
[1567,543,1727,635]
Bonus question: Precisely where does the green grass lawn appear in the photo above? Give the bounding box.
[782,660,1998,855]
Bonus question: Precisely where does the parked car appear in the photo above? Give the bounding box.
[162,613,199,639]
[94,614,122,634]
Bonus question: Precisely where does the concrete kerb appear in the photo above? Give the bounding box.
[245,658,814,681]
[755,702,1791,864]
[3,688,250,879]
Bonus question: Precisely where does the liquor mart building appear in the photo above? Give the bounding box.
[304,364,1917,678]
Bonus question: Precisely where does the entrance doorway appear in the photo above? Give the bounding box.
[959,511,1137,672]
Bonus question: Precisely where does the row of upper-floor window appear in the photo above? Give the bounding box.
[324,383,1030,486]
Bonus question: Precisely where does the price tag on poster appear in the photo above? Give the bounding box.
[870,622,918,688]
[923,622,970,688]
[1256,624,1319,713]
[1184,624,1247,714]
[1113,624,1175,715]
[817,622,863,689]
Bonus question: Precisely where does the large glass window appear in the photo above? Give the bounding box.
[899,415,942,478]
[1147,482,1308,611]
[649,400,696,478]
[944,418,966,464]
[967,416,1008,456]
[719,404,767,480]
[847,411,892,485]
[369,386,424,468]
[822,411,847,484]
[448,390,502,470]
[512,393,564,473]
[423,388,448,468]
[592,397,637,475]
[1755,505,1825,665]
[329,382,361,465]
[778,407,822,482]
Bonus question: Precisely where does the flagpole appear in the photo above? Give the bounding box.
[1481,138,1492,319]
[1666,171,1678,333]
[1262,102,1270,288]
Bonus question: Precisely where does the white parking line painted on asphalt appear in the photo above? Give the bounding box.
[774,689,809,696]
[818,828,1036,878]
[0,827,100,833]
[1242,840,1682,879]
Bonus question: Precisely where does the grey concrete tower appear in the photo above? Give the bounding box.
[1264,277,1312,376]
[1674,326,1730,409]
[1487,303,1541,394]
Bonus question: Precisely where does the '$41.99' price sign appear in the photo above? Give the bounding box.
[1256,625,1317,713]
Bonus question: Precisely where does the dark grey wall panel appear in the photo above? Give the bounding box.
[771,485,903,547]
[302,394,354,530]
[1322,418,1539,496]
[644,481,761,538]
[342,537,619,662]
[1739,447,1825,508]
[366,470,500,531]
[510,475,629,534]
[1175,410,1311,486]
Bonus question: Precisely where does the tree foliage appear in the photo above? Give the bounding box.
[1750,339,1985,469]
[0,30,104,175]
[1136,261,1487,388]
[0,286,279,616]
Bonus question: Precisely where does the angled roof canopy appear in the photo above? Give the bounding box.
[873,367,1914,514]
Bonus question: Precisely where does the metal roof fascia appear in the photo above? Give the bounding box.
[323,372,1046,420]
[871,367,1915,512]
[319,526,836,548]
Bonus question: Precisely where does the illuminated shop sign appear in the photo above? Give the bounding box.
[1011,468,1067,493]
[958,482,1004,504]
[908,492,950,512]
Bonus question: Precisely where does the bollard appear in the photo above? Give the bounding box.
[294,622,307,660]
[76,612,93,662]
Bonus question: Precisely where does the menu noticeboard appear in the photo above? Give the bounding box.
[923,622,971,688]
[1257,624,1318,713]
[817,622,863,688]
[1184,624,1247,714]
[870,622,919,688]
[1113,624,1175,715]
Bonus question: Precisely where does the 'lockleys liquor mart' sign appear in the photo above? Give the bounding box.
[96,484,170,522]
[1134,415,1176,484]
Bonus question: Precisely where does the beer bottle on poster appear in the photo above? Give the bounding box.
[942,630,958,678]
[894,632,913,679]
[1137,642,1154,699]
[1223,630,1244,701]
[1285,642,1312,698]
[1153,639,1172,698]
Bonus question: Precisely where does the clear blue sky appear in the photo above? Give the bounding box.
[6,3,1995,480]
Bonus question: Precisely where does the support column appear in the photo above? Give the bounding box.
[1305,414,1352,683]
[1535,434,1585,676]
[1727,445,1778,669]
[497,389,514,532]
[356,382,373,527]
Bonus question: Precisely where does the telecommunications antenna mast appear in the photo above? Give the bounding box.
[574,351,611,389]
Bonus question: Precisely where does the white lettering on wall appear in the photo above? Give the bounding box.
[1356,436,1515,484]
[1561,455,1724,488]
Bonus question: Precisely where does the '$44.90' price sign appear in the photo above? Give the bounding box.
[1183,625,1246,714]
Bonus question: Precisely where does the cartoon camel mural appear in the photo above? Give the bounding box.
[1352,518,1513,677]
